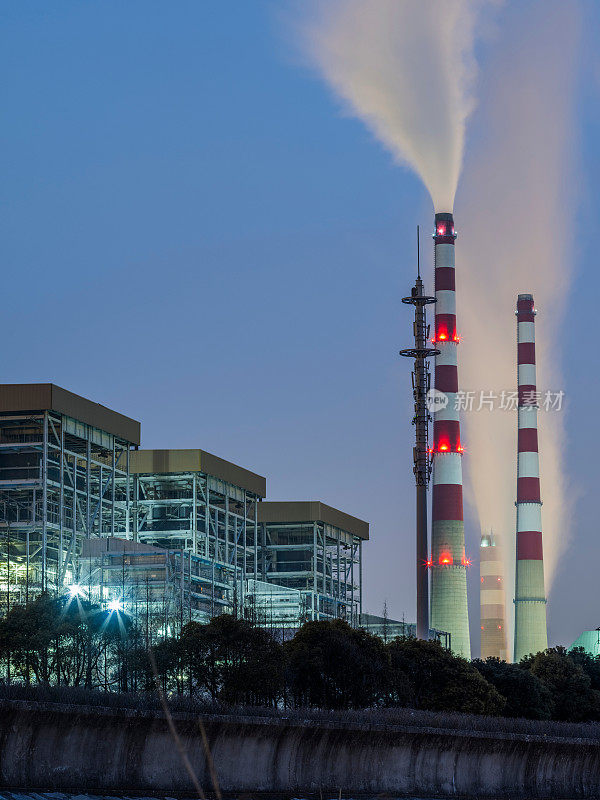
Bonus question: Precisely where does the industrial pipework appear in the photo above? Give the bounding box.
[513,293,548,662]
[429,212,471,659]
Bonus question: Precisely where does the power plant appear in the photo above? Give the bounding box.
[429,212,471,659]
[0,384,368,636]
[513,293,548,661]
[480,530,507,660]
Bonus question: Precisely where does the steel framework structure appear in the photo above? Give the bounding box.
[0,388,138,610]
[80,537,241,635]
[123,450,265,614]
[130,472,260,577]
[258,505,365,626]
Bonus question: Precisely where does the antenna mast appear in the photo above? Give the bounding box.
[399,226,438,640]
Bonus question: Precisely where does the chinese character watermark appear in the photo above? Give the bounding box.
[426,389,565,412]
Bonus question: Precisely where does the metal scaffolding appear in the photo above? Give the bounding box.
[0,385,139,609]
[258,501,366,626]
[123,449,265,613]
[0,389,374,639]
[80,537,241,635]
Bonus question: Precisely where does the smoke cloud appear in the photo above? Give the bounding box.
[301,0,491,212]
[298,0,579,652]
[457,0,580,651]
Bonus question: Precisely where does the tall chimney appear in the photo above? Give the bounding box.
[430,212,471,658]
[480,530,507,660]
[513,293,548,661]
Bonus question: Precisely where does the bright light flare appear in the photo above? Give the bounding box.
[67,584,85,599]
[439,553,453,565]
[107,598,123,613]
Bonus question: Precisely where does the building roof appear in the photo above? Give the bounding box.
[129,448,266,498]
[0,383,140,445]
[258,501,369,541]
[570,630,600,656]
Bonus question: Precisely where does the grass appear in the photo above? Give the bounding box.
[2,682,600,741]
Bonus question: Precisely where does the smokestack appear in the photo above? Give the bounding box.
[513,293,548,661]
[480,530,507,660]
[430,212,471,658]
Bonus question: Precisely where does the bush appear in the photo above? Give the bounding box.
[521,647,600,722]
[473,657,552,719]
[284,619,389,709]
[388,638,505,716]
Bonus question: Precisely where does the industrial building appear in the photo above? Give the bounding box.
[124,448,264,615]
[257,501,366,627]
[569,630,600,656]
[0,383,371,637]
[79,537,241,637]
[360,612,450,648]
[0,384,139,611]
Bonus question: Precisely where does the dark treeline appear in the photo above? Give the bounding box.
[0,594,598,722]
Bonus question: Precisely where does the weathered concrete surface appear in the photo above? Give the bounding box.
[1,700,600,798]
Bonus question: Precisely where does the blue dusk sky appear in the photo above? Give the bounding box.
[1,1,599,651]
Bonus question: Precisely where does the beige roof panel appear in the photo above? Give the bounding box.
[129,448,266,497]
[0,383,140,445]
[258,501,369,540]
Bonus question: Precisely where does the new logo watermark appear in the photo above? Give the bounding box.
[427,389,449,413]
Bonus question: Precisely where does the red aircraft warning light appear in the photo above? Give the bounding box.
[439,553,453,565]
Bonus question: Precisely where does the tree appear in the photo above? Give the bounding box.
[472,657,552,719]
[180,614,283,705]
[568,647,600,692]
[284,619,389,709]
[388,638,505,716]
[0,594,61,684]
[521,647,600,721]
[220,623,283,706]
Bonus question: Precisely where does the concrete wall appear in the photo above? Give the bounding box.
[1,700,599,798]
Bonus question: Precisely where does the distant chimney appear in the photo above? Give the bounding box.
[480,530,507,660]
[513,293,548,662]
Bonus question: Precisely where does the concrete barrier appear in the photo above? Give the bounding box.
[0,700,599,797]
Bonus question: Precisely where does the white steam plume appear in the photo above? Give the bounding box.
[299,0,579,653]
[457,0,580,651]
[302,0,491,212]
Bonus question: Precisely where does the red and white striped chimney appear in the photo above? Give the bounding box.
[430,212,470,658]
[513,293,548,661]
